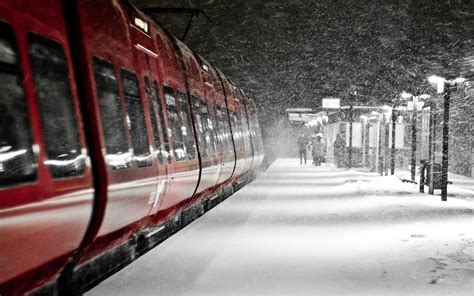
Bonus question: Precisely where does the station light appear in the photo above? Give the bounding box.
[454,77,466,84]
[401,91,412,99]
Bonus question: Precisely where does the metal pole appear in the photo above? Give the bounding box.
[384,121,389,176]
[390,109,396,175]
[428,104,435,195]
[376,120,381,174]
[410,97,418,181]
[441,84,450,201]
[362,122,366,167]
[348,105,353,168]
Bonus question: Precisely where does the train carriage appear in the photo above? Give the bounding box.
[0,0,264,294]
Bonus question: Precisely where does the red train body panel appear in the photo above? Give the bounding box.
[0,0,264,294]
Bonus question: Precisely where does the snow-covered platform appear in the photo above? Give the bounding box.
[87,158,473,295]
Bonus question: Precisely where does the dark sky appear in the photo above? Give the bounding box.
[133,0,473,138]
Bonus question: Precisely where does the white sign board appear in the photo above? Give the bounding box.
[322,98,340,109]
[288,113,303,122]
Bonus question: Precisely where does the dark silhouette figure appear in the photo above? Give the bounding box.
[312,135,326,166]
[297,133,307,165]
[333,133,346,168]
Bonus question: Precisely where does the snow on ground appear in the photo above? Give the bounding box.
[87,158,473,295]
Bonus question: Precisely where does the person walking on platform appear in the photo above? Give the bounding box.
[333,133,346,167]
[312,135,326,166]
[297,133,307,165]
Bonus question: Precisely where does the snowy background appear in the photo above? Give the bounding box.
[133,0,473,164]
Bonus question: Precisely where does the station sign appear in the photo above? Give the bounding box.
[322,97,340,109]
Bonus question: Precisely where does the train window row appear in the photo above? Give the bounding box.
[1,22,88,187]
[1,20,257,187]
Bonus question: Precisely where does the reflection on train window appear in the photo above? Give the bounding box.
[144,78,164,164]
[164,86,185,161]
[154,82,171,163]
[216,108,233,162]
[232,112,244,154]
[92,57,131,170]
[240,111,252,153]
[205,103,217,156]
[121,70,152,167]
[192,96,208,159]
[177,91,196,160]
[0,22,37,186]
[29,34,85,179]
[207,103,221,155]
[220,107,235,162]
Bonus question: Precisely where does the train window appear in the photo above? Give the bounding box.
[153,82,171,163]
[28,34,84,179]
[240,111,252,153]
[164,86,185,161]
[201,101,216,156]
[144,78,163,164]
[177,91,196,160]
[192,96,208,159]
[121,70,152,167]
[231,112,244,153]
[93,57,130,170]
[215,108,229,158]
[0,23,37,187]
[220,107,235,162]
[208,103,222,155]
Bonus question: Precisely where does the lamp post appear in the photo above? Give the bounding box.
[428,75,466,201]
[401,92,430,182]
[390,106,397,175]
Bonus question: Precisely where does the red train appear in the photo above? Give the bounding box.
[0,0,264,294]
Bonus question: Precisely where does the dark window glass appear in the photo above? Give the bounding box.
[29,34,84,179]
[121,70,151,167]
[144,78,164,164]
[154,82,171,163]
[93,57,130,170]
[0,23,36,186]
[177,91,196,160]
[164,86,185,161]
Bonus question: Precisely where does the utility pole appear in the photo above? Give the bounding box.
[348,105,353,168]
[390,108,397,175]
[441,84,451,201]
[410,96,418,182]
[428,104,436,195]
[427,75,466,201]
